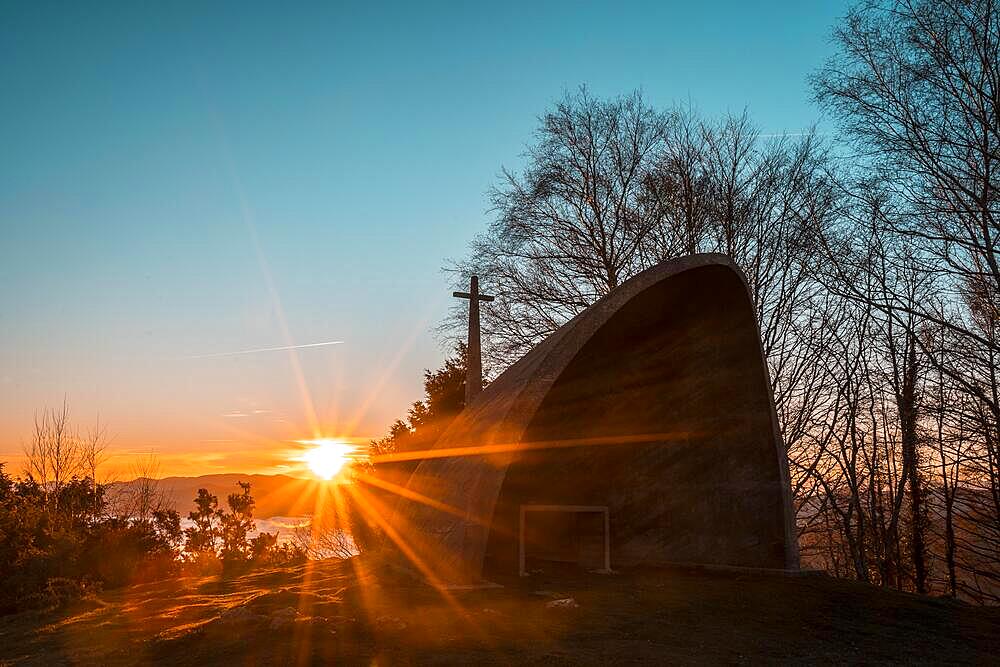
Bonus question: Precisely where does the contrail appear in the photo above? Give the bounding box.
[758,131,831,138]
[182,340,343,360]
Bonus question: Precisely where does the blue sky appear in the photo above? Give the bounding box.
[0,1,852,475]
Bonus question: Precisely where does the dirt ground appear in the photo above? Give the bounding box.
[1,556,999,665]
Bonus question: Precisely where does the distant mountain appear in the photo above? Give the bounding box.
[112,473,341,519]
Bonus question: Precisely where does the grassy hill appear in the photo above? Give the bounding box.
[1,556,998,665]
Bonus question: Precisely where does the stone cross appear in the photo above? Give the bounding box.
[453,275,494,407]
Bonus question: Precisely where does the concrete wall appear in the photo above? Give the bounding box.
[484,264,790,574]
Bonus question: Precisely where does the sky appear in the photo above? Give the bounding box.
[1,0,853,477]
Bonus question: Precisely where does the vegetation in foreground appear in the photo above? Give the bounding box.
[0,428,304,616]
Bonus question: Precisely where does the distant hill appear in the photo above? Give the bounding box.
[112,473,340,519]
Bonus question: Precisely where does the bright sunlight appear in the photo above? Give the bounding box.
[299,438,356,480]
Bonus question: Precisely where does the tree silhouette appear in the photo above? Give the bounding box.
[371,343,475,456]
[184,488,219,555]
[219,482,255,563]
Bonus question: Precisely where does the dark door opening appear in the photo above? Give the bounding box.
[519,505,611,576]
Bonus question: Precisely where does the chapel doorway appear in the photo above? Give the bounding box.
[518,505,611,576]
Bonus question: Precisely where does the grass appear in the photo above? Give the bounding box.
[1,556,998,665]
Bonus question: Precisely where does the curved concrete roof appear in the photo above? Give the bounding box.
[396,253,799,582]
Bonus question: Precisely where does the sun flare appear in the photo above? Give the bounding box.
[299,438,356,480]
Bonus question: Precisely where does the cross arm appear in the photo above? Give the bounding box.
[453,291,495,302]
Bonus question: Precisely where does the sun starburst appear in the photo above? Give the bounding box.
[298,438,356,480]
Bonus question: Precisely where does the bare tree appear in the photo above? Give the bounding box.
[816,0,1000,315]
[451,87,669,365]
[104,451,171,522]
[23,399,81,506]
[293,519,357,560]
[811,0,1000,599]
[641,106,713,257]
[815,0,1000,434]
[127,452,168,521]
[81,415,110,519]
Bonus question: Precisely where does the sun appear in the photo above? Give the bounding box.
[299,438,356,480]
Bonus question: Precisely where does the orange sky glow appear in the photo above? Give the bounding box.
[0,305,439,480]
